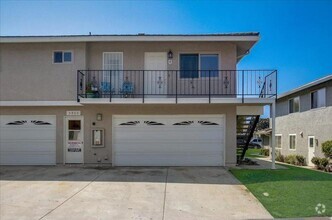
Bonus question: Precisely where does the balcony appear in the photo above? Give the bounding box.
[77,70,277,104]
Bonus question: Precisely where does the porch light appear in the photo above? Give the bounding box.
[96,113,102,121]
[168,50,173,59]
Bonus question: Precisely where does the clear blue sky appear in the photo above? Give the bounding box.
[1,0,331,94]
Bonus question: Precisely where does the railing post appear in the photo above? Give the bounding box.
[242,70,244,103]
[275,70,278,100]
[176,70,178,104]
[109,70,112,102]
[77,70,80,102]
[209,70,211,103]
[142,70,145,103]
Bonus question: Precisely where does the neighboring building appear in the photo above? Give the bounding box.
[275,75,332,166]
[0,33,277,166]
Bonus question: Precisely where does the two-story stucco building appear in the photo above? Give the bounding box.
[275,75,332,166]
[0,33,278,167]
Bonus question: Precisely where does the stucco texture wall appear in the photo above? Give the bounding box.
[0,43,87,101]
[1,41,237,101]
[0,104,237,166]
[275,106,332,162]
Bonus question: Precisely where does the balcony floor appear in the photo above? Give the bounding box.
[79,97,275,105]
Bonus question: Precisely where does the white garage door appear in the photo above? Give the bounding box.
[0,115,56,165]
[113,115,225,166]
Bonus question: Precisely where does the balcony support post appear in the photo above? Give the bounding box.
[271,100,276,169]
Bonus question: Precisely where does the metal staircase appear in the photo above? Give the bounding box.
[236,115,260,163]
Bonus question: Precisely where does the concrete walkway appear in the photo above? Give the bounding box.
[0,166,272,220]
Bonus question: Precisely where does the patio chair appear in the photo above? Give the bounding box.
[119,80,135,98]
[100,82,115,97]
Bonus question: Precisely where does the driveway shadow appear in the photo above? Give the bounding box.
[0,166,241,185]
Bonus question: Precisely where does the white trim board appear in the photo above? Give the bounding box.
[0,101,83,107]
[0,35,259,43]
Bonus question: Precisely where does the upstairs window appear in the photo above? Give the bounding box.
[289,96,300,113]
[180,54,219,78]
[53,51,73,63]
[311,88,326,109]
[180,54,199,78]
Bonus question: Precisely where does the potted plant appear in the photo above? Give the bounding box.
[86,82,95,98]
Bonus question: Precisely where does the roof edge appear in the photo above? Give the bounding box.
[278,74,332,99]
[0,33,260,43]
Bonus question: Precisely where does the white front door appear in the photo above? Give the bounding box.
[112,115,225,166]
[144,52,168,96]
[103,52,123,94]
[308,136,316,166]
[65,116,84,163]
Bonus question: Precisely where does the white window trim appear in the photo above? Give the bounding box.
[52,50,73,64]
[178,52,221,79]
[310,87,326,110]
[308,135,316,148]
[275,134,282,149]
[289,134,296,150]
[288,96,300,114]
[102,52,124,70]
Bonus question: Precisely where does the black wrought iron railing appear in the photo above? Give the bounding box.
[77,70,277,102]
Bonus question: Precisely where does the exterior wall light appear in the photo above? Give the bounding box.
[168,50,173,59]
[96,113,102,121]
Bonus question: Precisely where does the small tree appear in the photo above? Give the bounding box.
[321,140,332,159]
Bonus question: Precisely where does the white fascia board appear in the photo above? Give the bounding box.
[278,74,332,99]
[0,35,259,43]
[0,101,83,107]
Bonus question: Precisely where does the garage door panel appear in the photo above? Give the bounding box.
[117,143,221,153]
[113,115,225,166]
[0,141,56,152]
[114,128,224,140]
[115,154,222,166]
[0,115,56,165]
[0,153,56,165]
[0,128,56,140]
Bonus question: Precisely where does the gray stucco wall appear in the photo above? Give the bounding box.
[275,106,332,163]
[276,79,332,117]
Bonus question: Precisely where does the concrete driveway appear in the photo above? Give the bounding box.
[0,166,272,220]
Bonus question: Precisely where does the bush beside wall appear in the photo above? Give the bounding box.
[276,154,306,166]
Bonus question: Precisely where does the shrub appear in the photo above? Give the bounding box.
[284,154,306,166]
[312,157,329,170]
[311,157,320,167]
[260,149,269,157]
[276,153,285,162]
[321,140,332,159]
[295,155,306,166]
[320,158,329,168]
[285,155,297,165]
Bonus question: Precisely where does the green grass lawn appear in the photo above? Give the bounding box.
[230,165,332,218]
[245,148,265,158]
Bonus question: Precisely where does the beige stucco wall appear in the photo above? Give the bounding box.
[275,106,332,163]
[86,41,236,70]
[0,104,238,166]
[0,41,237,101]
[0,43,87,101]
